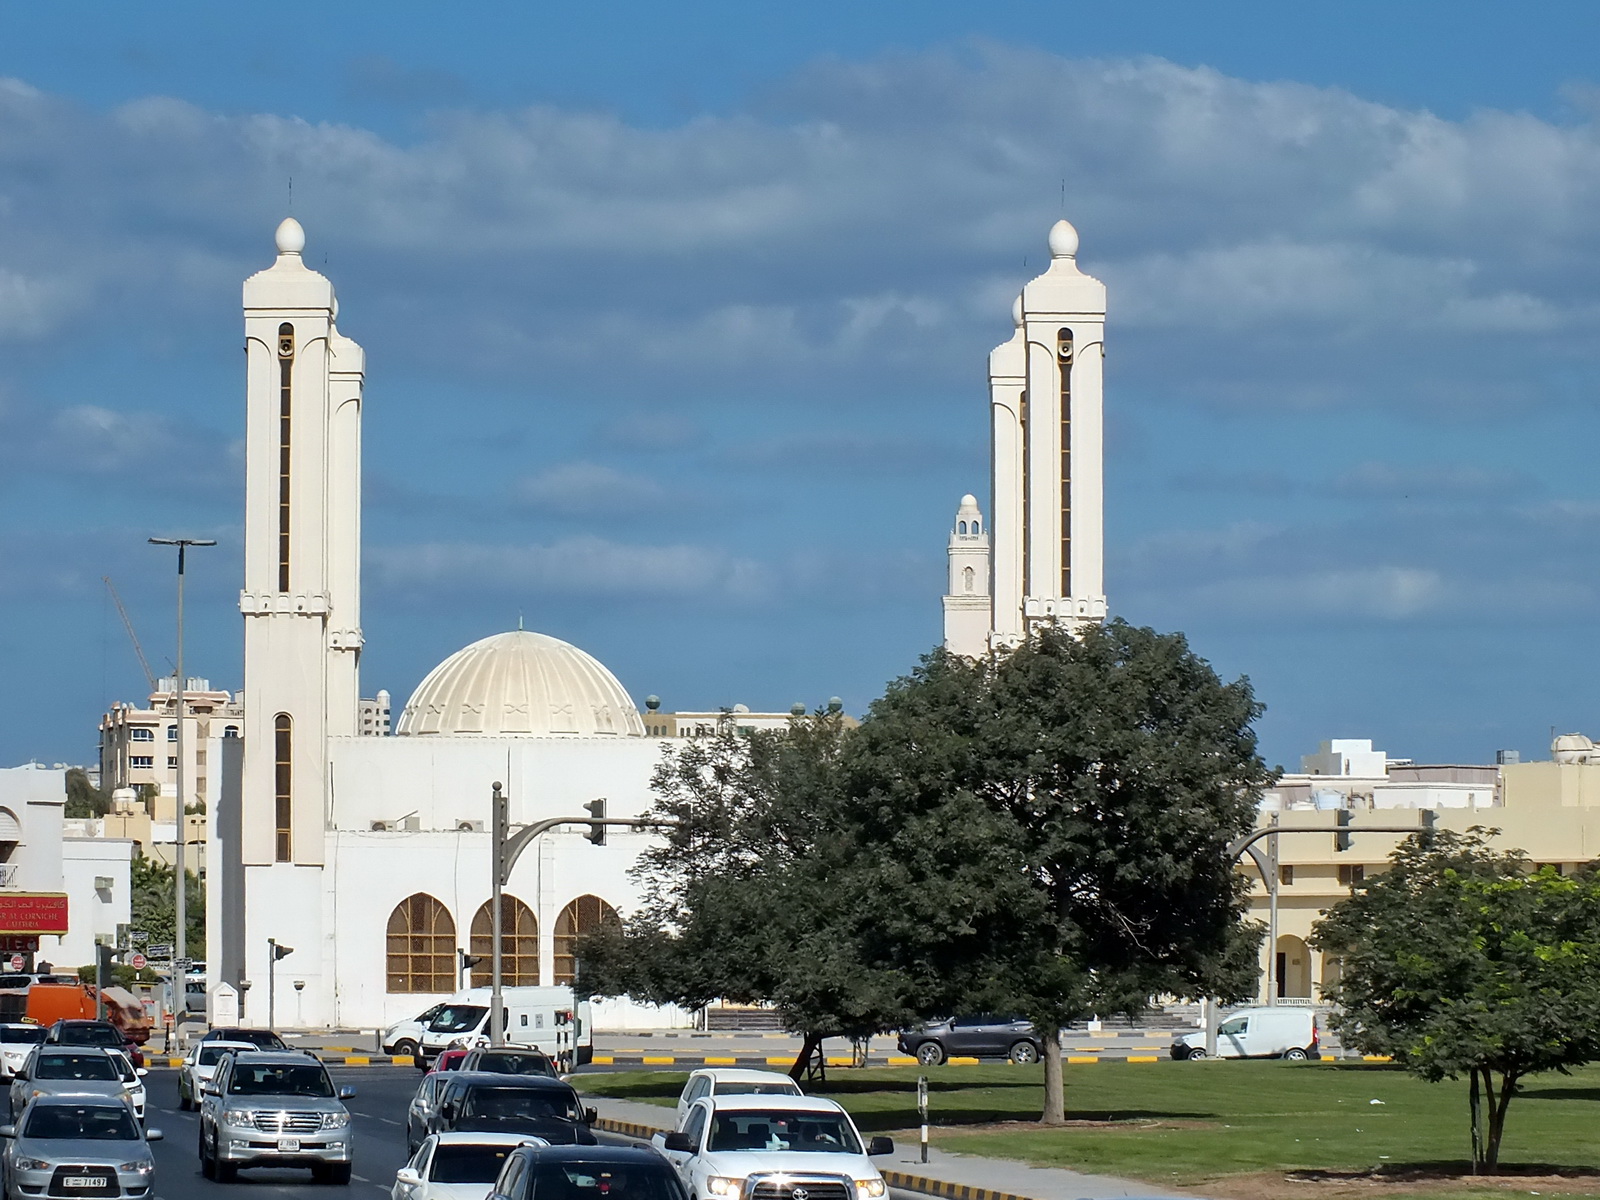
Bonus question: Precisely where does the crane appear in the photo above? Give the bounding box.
[102,576,157,692]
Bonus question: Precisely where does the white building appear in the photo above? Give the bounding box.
[943,219,1108,657]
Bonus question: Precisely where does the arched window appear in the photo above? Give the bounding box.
[277,322,295,593]
[958,521,967,535]
[553,895,620,986]
[273,714,292,862]
[386,894,456,993]
[973,520,981,535]
[470,896,539,987]
[962,566,975,593]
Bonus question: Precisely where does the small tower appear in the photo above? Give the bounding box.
[942,494,991,658]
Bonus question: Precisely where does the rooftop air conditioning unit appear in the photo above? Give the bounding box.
[457,820,484,832]
[369,820,396,832]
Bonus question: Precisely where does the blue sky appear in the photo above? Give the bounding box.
[6,2,1600,770]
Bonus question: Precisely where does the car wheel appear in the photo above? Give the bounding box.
[1008,1040,1040,1065]
[1185,1046,1208,1060]
[394,1039,420,1062]
[329,1164,352,1186]
[1283,1047,1309,1062]
[199,1131,215,1180]
[216,1158,238,1184]
[916,1042,946,1067]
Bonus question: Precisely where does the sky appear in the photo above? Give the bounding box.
[6,2,1600,771]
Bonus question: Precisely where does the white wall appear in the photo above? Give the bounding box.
[54,839,133,970]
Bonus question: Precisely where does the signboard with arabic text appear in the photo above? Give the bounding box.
[0,894,68,935]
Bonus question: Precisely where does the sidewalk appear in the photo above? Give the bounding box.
[586,1094,1205,1200]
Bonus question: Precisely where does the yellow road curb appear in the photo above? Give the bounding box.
[703,1056,737,1065]
[591,1055,615,1065]
[342,1055,371,1065]
[1126,1056,1159,1063]
[392,1054,415,1067]
[642,1056,675,1065]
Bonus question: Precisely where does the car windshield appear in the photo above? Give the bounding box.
[472,1053,555,1077]
[460,1086,581,1124]
[707,1111,862,1155]
[35,1053,118,1081]
[429,1005,486,1035]
[54,1026,122,1047]
[24,1104,140,1141]
[526,1163,681,1197]
[714,1081,800,1097]
[228,1062,334,1097]
[198,1045,248,1066]
[428,1144,522,1183]
[0,1027,45,1045]
[213,1030,288,1050]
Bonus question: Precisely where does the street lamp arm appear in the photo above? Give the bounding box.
[498,815,679,885]
[1225,823,1431,861]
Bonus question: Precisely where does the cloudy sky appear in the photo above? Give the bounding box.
[6,1,1600,770]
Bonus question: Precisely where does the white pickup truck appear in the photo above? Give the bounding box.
[653,1093,893,1200]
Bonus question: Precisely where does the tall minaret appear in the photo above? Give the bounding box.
[989,218,1107,646]
[942,494,991,657]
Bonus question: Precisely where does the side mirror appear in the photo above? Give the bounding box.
[867,1136,894,1156]
[395,1168,421,1186]
[663,1132,694,1153]
[582,1107,597,1125]
[0,1125,14,1139]
[135,1068,149,1078]
[339,1086,357,1100]
[202,1083,219,1096]
[144,1129,163,1142]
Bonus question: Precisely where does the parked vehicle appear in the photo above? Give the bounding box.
[486,1142,689,1200]
[673,1069,801,1128]
[178,1040,258,1111]
[456,1048,557,1079]
[9,1048,134,1121]
[412,989,593,1069]
[654,1094,892,1200]
[428,1049,472,1076]
[384,1004,445,1060]
[1,1095,161,1200]
[430,1073,596,1146]
[393,1132,547,1200]
[1170,1007,1320,1061]
[197,1050,357,1183]
[0,1024,45,1081]
[897,1015,1043,1066]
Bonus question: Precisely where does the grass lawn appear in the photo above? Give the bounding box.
[577,1060,1600,1198]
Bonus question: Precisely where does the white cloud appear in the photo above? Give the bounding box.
[511,462,667,513]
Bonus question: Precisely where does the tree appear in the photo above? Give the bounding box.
[845,622,1269,1122]
[1311,828,1600,1173]
[129,853,204,957]
[64,769,110,819]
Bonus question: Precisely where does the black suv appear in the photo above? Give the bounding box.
[433,1073,597,1145]
[897,1015,1043,1065]
[487,1142,686,1200]
[44,1020,143,1069]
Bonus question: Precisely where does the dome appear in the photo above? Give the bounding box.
[396,630,646,738]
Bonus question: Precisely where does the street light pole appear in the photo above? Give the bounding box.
[148,537,215,1011]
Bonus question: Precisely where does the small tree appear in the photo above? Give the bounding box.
[1312,829,1600,1172]
[64,769,109,819]
[129,854,204,958]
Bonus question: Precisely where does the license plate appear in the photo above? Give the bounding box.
[62,1178,106,1189]
[277,1137,300,1153]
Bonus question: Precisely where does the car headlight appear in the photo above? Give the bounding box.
[855,1181,887,1199]
[322,1111,350,1128]
[223,1110,259,1128]
[706,1179,741,1197]
[10,1158,49,1172]
[118,1161,153,1174]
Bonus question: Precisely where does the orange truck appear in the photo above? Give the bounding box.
[0,983,152,1045]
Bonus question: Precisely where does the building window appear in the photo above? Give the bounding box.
[1337,864,1365,887]
[470,897,538,987]
[1278,865,1294,886]
[130,756,153,769]
[274,713,292,862]
[166,757,178,770]
[1057,328,1073,597]
[962,566,975,594]
[167,726,177,742]
[130,729,154,743]
[224,726,239,739]
[553,894,620,986]
[385,893,455,993]
[277,322,294,593]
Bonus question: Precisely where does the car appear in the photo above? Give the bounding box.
[1,1095,162,1200]
[430,1073,597,1146]
[654,1094,892,1200]
[9,1048,136,1121]
[393,1132,548,1200]
[427,1048,472,1076]
[384,1004,445,1060]
[896,1015,1043,1066]
[43,1021,145,1071]
[407,1073,451,1154]
[673,1069,802,1129]
[1170,1007,1320,1061]
[197,1049,356,1183]
[178,1039,258,1111]
[486,1142,689,1200]
[198,1027,290,1051]
[0,1025,45,1081]
[104,1048,149,1124]
[457,1048,558,1079]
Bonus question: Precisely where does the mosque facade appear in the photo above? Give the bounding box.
[210,215,1106,1030]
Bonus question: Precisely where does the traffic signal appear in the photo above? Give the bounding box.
[584,798,607,846]
[1335,808,1352,852]
[459,950,485,972]
[270,940,294,961]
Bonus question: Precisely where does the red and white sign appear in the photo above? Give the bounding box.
[0,894,68,935]
[8,955,22,972]
[129,953,146,971]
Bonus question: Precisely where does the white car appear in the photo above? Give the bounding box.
[0,1025,45,1081]
[177,1039,257,1110]
[654,1094,892,1200]
[674,1069,802,1129]
[105,1047,148,1123]
[393,1132,547,1200]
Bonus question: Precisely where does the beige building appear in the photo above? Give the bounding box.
[1246,737,1596,1004]
[98,677,242,823]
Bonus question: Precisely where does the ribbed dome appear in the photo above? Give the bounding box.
[396,631,645,738]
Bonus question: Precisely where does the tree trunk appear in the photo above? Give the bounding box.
[1468,1067,1483,1173]
[1040,1027,1064,1124]
[1485,1070,1518,1173]
[788,1031,824,1082]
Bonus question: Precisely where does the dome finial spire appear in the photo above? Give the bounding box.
[1049,218,1079,260]
[275,217,306,257]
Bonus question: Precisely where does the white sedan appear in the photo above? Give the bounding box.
[105,1048,148,1123]
[394,1133,547,1200]
[177,1040,257,1111]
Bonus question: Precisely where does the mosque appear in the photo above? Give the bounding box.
[208,214,1107,1030]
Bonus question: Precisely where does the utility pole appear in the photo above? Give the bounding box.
[267,938,293,1029]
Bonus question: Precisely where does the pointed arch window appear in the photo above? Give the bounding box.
[1057,328,1073,597]
[273,714,292,862]
[386,893,456,993]
[470,896,539,987]
[277,322,294,592]
[553,895,620,986]
[962,566,975,593]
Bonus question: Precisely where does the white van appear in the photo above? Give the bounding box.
[412,987,593,1069]
[1171,1006,1320,1061]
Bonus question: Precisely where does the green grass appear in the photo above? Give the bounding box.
[578,1061,1600,1196]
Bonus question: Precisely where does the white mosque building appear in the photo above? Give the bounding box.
[209,214,1106,1031]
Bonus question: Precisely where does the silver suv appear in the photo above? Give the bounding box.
[197,1051,356,1183]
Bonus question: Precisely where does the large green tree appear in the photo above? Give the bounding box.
[129,853,204,958]
[1312,828,1600,1172]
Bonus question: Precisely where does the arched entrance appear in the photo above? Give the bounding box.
[1275,934,1312,999]
[385,893,455,993]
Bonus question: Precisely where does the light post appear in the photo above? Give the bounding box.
[267,938,293,1029]
[147,536,215,998]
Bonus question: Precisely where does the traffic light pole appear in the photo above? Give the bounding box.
[487,783,677,1047]
[267,938,293,1029]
